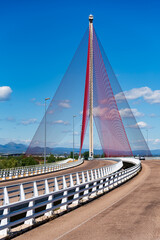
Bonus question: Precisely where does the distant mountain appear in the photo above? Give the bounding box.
[0,142,27,154]
[0,142,160,156]
[25,146,103,155]
[0,143,103,155]
[150,149,160,156]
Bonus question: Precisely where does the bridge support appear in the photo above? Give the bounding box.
[89,14,94,160]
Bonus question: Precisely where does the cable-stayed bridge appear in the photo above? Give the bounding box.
[0,15,158,240]
[26,14,151,158]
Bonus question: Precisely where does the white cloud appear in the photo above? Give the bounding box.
[6,117,15,122]
[93,106,126,121]
[148,138,160,145]
[31,98,36,102]
[53,120,69,125]
[115,87,160,104]
[137,121,148,128]
[31,98,45,106]
[119,108,144,118]
[59,100,71,108]
[21,118,37,125]
[149,113,157,118]
[0,86,12,101]
[93,106,108,117]
[35,101,45,106]
[0,138,31,145]
[74,131,79,136]
[128,121,149,129]
[153,139,160,144]
[48,110,54,114]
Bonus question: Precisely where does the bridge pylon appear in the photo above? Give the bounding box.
[88,14,94,160]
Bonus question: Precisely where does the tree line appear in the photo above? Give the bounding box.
[0,151,104,169]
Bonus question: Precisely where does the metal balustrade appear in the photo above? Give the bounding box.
[0,159,83,181]
[0,158,140,237]
[0,160,122,205]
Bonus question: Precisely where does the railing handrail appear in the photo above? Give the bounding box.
[0,158,141,236]
[0,158,84,181]
[0,158,78,172]
[0,157,141,237]
[0,159,120,190]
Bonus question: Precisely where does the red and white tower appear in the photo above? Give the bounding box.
[89,14,94,160]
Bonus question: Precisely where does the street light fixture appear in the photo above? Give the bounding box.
[44,97,50,165]
[73,115,76,162]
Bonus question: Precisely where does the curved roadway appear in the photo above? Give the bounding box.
[0,159,114,187]
[14,160,160,240]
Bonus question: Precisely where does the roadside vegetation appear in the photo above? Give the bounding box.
[0,154,69,169]
[0,155,39,169]
[0,151,104,169]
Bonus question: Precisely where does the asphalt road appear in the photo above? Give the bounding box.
[0,159,115,205]
[15,160,160,240]
[0,159,114,188]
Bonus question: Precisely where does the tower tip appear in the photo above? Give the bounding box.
[89,14,93,23]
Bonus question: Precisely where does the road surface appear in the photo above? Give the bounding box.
[15,160,160,240]
[0,159,114,187]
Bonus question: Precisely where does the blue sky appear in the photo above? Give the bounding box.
[0,0,160,150]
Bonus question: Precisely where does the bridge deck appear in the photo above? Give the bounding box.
[0,159,114,188]
[14,160,160,240]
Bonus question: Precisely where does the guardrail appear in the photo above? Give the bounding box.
[0,160,122,205]
[0,158,140,237]
[0,159,83,181]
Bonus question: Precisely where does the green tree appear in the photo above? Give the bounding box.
[70,151,73,158]
[83,151,89,160]
[101,153,105,158]
[47,154,56,163]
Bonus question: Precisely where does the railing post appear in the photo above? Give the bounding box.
[98,169,104,194]
[109,175,114,189]
[97,169,101,178]
[34,168,37,175]
[82,171,86,183]
[86,171,90,182]
[70,174,74,187]
[90,170,94,181]
[82,171,89,201]
[91,173,97,197]
[61,176,68,210]
[54,177,59,192]
[25,169,29,177]
[21,169,24,178]
[25,181,38,225]
[20,184,25,201]
[103,167,107,176]
[72,173,80,205]
[45,179,53,216]
[94,169,98,179]
[2,171,6,181]
[104,176,109,191]
[0,187,10,236]
[9,170,12,180]
[100,168,103,178]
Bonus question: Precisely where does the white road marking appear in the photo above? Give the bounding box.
[54,165,150,240]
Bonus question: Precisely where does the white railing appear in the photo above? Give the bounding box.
[0,159,140,237]
[0,160,122,205]
[0,159,83,181]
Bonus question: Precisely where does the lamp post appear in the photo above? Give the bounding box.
[146,129,148,146]
[146,129,148,156]
[79,124,82,159]
[44,97,50,165]
[73,115,76,161]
